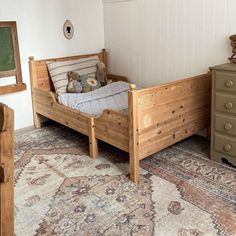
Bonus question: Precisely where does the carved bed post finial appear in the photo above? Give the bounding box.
[29,56,34,61]
[130,84,136,91]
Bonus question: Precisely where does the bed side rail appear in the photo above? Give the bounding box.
[129,73,211,182]
[33,87,92,134]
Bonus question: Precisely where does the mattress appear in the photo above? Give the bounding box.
[58,81,131,117]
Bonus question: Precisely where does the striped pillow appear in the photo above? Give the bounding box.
[46,56,100,95]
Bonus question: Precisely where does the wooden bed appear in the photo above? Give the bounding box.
[29,49,211,183]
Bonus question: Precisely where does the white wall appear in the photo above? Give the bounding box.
[0,0,104,129]
[104,0,236,87]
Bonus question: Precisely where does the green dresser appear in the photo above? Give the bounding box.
[211,63,236,166]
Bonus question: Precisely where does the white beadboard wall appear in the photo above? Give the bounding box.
[0,0,104,129]
[103,0,236,87]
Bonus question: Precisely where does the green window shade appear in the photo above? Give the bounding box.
[0,27,16,71]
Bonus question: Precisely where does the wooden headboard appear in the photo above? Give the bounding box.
[29,49,107,92]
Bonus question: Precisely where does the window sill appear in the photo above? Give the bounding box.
[0,83,26,95]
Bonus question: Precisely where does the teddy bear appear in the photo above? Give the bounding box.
[96,62,111,86]
[67,71,83,93]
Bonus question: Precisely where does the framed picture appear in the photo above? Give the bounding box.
[0,21,26,95]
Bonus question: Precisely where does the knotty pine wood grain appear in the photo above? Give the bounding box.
[0,103,14,236]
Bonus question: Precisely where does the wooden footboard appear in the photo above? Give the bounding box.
[129,73,211,182]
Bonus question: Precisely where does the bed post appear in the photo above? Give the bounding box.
[128,84,139,183]
[89,117,98,159]
[29,56,42,128]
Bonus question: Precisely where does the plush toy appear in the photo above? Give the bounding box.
[96,62,110,86]
[79,74,101,93]
[67,71,83,93]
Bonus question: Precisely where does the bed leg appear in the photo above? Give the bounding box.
[33,112,42,129]
[89,118,98,159]
[128,85,139,183]
[130,154,139,183]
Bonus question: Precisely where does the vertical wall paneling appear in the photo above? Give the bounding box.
[103,0,236,87]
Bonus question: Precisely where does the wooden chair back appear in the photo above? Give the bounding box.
[0,103,14,236]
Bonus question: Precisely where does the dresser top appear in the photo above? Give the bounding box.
[212,63,236,72]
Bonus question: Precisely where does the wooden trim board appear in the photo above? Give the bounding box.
[0,103,14,236]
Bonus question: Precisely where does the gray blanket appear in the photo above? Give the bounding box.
[58,81,131,117]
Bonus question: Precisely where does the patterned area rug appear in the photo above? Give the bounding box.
[14,124,236,236]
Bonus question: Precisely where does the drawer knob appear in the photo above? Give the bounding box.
[224,123,232,130]
[225,102,233,110]
[224,144,232,152]
[225,80,234,88]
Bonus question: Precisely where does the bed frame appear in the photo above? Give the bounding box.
[29,49,211,183]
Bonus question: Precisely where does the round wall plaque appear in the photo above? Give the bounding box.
[63,20,74,40]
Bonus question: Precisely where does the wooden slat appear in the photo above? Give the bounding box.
[0,103,14,236]
[137,77,211,111]
[136,73,211,96]
[95,110,129,152]
[138,106,210,144]
[0,83,26,95]
[139,91,210,130]
[139,114,209,159]
[35,103,89,134]
[35,61,54,91]
[0,70,16,78]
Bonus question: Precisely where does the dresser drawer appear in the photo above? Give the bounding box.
[215,92,236,114]
[215,113,236,137]
[215,71,236,93]
[214,133,236,158]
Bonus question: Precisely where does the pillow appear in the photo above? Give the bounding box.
[46,56,99,95]
[79,74,101,93]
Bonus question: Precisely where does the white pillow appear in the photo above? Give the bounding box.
[46,56,99,95]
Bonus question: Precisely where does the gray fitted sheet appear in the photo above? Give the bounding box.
[58,81,131,117]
